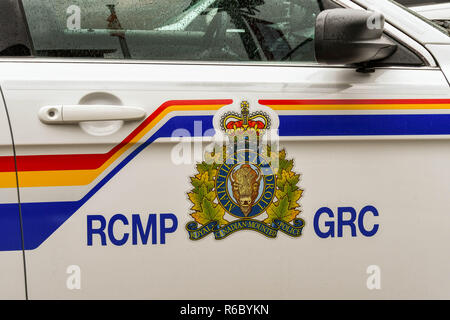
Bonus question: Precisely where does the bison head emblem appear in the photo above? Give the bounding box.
[230,164,262,217]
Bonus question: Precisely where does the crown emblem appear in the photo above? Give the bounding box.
[220,101,271,136]
[185,99,305,241]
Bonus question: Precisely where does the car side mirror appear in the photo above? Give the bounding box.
[315,9,397,65]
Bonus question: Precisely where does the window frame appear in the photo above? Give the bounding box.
[0,0,437,69]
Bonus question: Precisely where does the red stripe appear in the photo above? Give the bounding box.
[0,157,16,172]
[0,99,232,173]
[4,98,443,173]
[259,99,450,105]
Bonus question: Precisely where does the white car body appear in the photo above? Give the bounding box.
[411,2,450,20]
[0,0,450,300]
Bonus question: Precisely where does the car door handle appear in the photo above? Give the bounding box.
[38,105,146,124]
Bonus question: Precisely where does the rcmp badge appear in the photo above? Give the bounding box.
[186,101,305,240]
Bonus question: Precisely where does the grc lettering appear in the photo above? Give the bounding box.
[314,206,379,238]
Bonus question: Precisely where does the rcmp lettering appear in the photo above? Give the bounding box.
[87,213,178,246]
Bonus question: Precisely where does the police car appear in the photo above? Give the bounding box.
[0,0,449,300]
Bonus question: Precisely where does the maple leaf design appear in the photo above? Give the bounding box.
[196,161,218,179]
[278,149,294,172]
[277,170,300,194]
[264,149,303,225]
[188,158,228,226]
[265,197,299,224]
[190,171,214,193]
[191,198,228,226]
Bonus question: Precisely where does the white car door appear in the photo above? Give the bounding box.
[0,1,28,300]
[1,0,450,299]
[0,93,26,299]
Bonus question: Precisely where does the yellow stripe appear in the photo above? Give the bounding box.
[1,102,447,188]
[269,104,450,111]
[0,172,17,189]
[0,104,223,189]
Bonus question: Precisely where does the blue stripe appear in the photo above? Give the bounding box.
[0,203,23,251]
[279,114,450,136]
[1,113,450,251]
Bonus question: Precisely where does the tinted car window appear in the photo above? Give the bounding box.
[21,0,339,62]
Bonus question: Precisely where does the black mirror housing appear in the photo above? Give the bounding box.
[315,9,397,65]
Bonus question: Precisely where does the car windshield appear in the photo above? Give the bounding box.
[389,0,450,36]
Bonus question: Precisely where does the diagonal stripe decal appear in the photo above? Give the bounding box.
[1,99,449,171]
[1,98,450,251]
[1,98,450,188]
[0,115,215,251]
[0,100,232,188]
[260,98,450,109]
